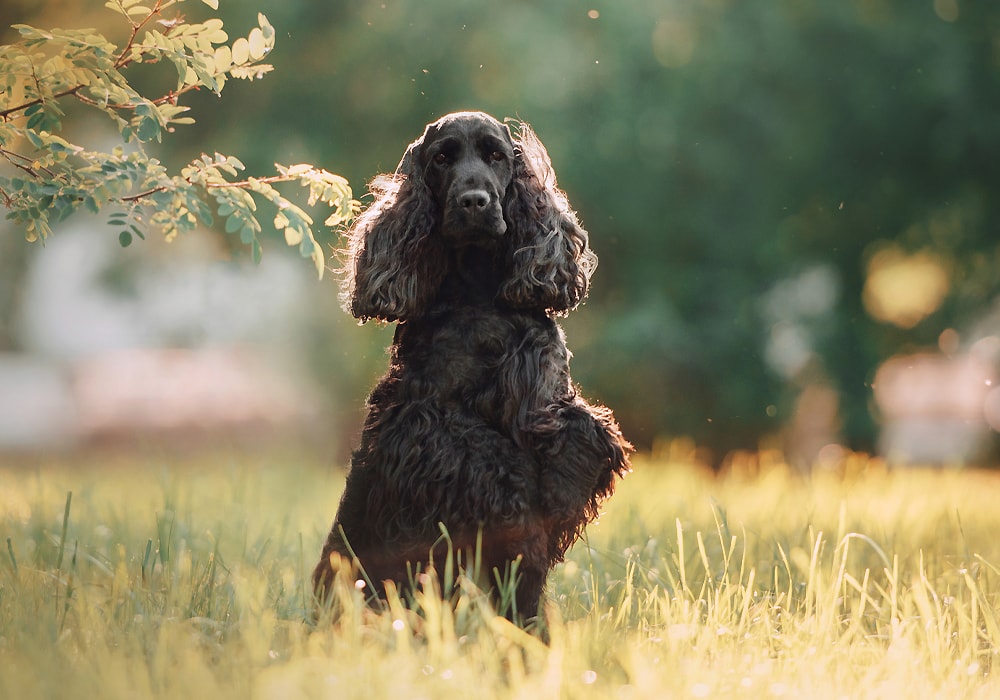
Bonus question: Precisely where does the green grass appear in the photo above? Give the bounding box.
[2,446,1000,698]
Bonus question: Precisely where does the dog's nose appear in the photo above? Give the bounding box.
[458,189,490,210]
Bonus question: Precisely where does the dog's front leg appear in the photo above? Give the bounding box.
[532,398,631,524]
[492,318,631,555]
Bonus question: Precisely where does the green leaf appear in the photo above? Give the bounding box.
[231,38,249,65]
[258,14,275,42]
[283,224,303,246]
[310,239,325,279]
[247,28,267,61]
[25,129,44,148]
[214,45,232,74]
[190,198,214,226]
[251,238,262,264]
[118,230,133,247]
[203,20,229,45]
[104,1,128,16]
[136,116,161,142]
[230,64,274,81]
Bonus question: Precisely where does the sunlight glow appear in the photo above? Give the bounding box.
[863,245,950,328]
[934,0,960,23]
[652,18,697,68]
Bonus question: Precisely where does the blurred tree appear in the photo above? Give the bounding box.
[7,0,1000,461]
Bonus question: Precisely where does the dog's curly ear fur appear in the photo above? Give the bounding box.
[499,121,597,315]
[340,127,447,322]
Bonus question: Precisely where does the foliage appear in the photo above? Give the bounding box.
[0,0,356,277]
[2,449,1000,698]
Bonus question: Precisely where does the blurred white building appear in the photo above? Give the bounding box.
[873,338,1000,465]
[0,223,326,451]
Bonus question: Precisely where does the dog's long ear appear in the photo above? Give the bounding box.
[498,121,597,315]
[339,126,447,322]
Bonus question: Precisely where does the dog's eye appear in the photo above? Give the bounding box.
[488,151,506,162]
[433,152,449,166]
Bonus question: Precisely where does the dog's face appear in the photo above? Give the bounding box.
[344,110,594,322]
[417,112,515,247]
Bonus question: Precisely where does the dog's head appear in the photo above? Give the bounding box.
[340,111,596,322]
[417,111,514,246]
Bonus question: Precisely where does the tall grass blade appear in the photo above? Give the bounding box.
[55,491,72,571]
[141,537,153,584]
[6,536,17,577]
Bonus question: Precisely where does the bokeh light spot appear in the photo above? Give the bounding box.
[863,245,949,328]
[652,18,697,68]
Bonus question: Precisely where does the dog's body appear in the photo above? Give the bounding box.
[313,112,630,620]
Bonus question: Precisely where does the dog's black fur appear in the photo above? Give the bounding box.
[313,111,631,621]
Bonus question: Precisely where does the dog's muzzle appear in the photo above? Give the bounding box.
[446,188,506,239]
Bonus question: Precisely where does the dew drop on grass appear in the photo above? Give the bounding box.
[582,670,598,685]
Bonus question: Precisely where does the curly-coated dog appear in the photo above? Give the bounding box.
[313,111,631,622]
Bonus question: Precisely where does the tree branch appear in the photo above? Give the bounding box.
[0,147,56,178]
[0,85,85,121]
[120,173,300,204]
[72,83,199,113]
[113,0,167,70]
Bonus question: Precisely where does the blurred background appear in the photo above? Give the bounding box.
[2,0,1000,467]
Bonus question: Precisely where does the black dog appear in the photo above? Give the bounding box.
[314,112,631,621]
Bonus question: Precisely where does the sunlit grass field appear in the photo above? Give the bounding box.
[2,446,1000,699]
